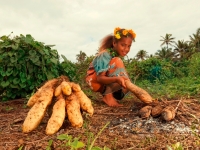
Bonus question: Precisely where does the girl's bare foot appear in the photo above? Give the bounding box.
[103,93,123,107]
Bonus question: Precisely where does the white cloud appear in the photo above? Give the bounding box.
[0,0,200,62]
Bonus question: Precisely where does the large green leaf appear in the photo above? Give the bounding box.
[50,58,58,64]
[29,50,37,56]
[13,78,20,84]
[11,43,19,50]
[57,134,72,140]
[50,50,58,57]
[0,35,8,41]
[12,68,18,76]
[10,84,20,89]
[6,68,13,76]
[1,71,6,77]
[71,138,85,149]
[25,34,34,44]
[10,57,18,63]
[1,81,10,88]
[20,72,26,83]
[19,82,26,88]
[13,38,20,43]
[46,71,55,80]
[8,52,14,57]
[44,49,50,55]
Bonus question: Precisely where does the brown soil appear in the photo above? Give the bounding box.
[0,95,200,150]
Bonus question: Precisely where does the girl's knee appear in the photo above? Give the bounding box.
[109,57,125,68]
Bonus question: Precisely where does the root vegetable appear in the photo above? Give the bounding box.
[66,93,83,127]
[125,80,152,104]
[70,82,81,92]
[151,105,163,117]
[22,87,54,133]
[161,106,175,121]
[27,79,58,107]
[23,76,94,135]
[74,90,94,116]
[139,105,152,118]
[54,84,62,97]
[61,81,72,96]
[46,94,66,135]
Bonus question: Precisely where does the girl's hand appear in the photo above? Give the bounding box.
[116,76,129,88]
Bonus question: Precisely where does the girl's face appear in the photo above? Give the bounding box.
[113,37,133,57]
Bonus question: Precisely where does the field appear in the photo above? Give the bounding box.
[0,92,200,150]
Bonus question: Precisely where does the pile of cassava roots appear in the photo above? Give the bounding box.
[22,76,94,135]
[22,76,176,135]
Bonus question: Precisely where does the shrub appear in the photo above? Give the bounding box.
[59,55,78,82]
[188,52,200,77]
[0,34,60,101]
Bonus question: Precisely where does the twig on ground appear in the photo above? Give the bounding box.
[175,97,183,112]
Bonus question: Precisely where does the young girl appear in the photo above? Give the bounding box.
[86,27,136,107]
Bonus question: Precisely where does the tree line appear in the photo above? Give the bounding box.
[73,28,200,83]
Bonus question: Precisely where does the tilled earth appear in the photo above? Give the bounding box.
[0,95,200,150]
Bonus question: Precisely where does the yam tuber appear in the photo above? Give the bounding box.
[74,90,94,116]
[66,93,83,127]
[22,86,54,133]
[70,82,81,92]
[27,79,58,107]
[61,81,72,96]
[161,106,175,121]
[46,94,66,135]
[23,76,94,135]
[139,105,152,118]
[54,84,62,97]
[125,80,152,104]
[151,105,163,117]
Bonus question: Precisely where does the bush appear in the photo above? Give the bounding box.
[59,55,78,82]
[188,52,200,77]
[0,34,60,101]
[126,57,173,83]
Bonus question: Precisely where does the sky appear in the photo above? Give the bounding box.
[1,0,200,62]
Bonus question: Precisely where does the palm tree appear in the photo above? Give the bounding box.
[160,34,175,50]
[174,40,194,60]
[147,54,155,58]
[189,28,200,52]
[76,50,87,63]
[135,50,148,61]
[155,47,174,60]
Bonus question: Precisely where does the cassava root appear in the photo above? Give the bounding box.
[22,76,94,135]
[125,80,153,104]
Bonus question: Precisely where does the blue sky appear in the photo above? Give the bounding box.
[1,0,200,62]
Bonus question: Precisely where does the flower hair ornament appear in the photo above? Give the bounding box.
[114,27,136,41]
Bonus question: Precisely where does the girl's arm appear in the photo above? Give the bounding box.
[96,72,128,88]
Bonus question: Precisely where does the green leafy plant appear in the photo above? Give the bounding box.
[18,146,23,150]
[46,139,53,150]
[5,106,13,111]
[54,122,111,150]
[87,122,110,150]
[59,54,78,81]
[0,34,60,101]
[166,142,183,150]
[188,52,200,77]
[56,134,85,150]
